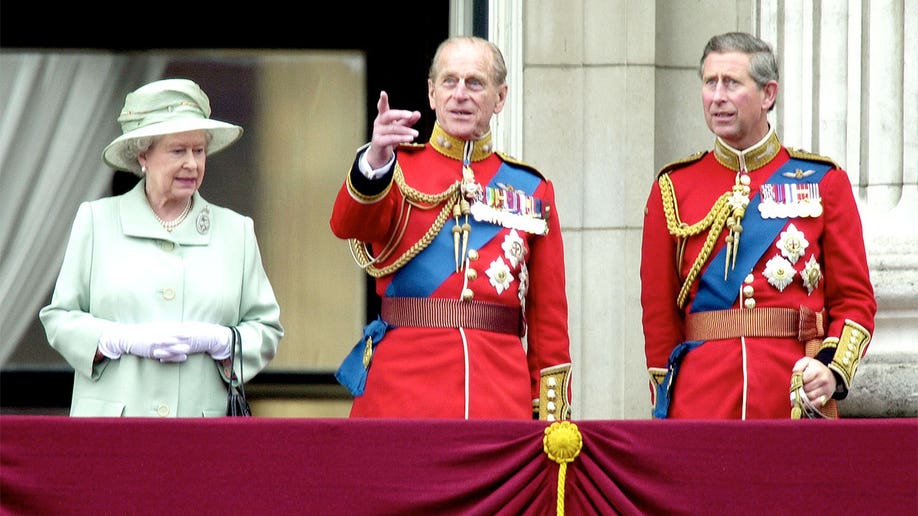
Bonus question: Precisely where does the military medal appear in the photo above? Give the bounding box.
[518,262,530,305]
[776,223,808,264]
[782,167,816,179]
[485,257,513,294]
[763,254,795,291]
[501,229,526,268]
[801,255,822,294]
[758,182,823,219]
[469,183,549,235]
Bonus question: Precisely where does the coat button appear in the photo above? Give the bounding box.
[162,287,176,300]
[156,403,170,417]
[161,241,175,252]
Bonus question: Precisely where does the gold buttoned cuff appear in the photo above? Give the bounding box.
[537,363,572,421]
[826,319,871,391]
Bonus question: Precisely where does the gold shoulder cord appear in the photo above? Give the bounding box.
[349,163,462,278]
[658,173,733,308]
[786,148,839,169]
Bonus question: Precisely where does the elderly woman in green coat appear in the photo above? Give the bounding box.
[40,79,284,417]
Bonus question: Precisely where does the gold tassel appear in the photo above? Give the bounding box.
[452,201,462,271]
[459,198,471,271]
[724,173,750,280]
[457,142,478,273]
[543,421,582,516]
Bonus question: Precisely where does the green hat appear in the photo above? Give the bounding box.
[102,78,243,174]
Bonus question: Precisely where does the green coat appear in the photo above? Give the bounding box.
[40,180,284,417]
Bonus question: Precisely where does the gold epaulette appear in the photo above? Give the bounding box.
[496,151,546,179]
[655,150,707,179]
[786,148,840,169]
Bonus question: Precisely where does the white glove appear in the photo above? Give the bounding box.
[168,322,233,360]
[98,323,186,362]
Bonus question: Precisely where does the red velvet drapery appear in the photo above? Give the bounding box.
[2,417,915,515]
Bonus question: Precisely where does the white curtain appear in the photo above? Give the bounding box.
[0,51,167,366]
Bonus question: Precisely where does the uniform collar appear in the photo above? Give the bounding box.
[713,126,781,172]
[428,122,494,162]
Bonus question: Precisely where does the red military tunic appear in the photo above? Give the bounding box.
[641,128,876,419]
[330,123,571,419]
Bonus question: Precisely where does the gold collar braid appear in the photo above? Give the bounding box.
[429,122,494,162]
[713,128,781,172]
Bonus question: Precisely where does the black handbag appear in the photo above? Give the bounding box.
[226,326,252,417]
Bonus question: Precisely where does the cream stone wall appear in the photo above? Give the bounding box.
[487,0,917,419]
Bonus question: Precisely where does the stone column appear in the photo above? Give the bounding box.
[762,0,917,417]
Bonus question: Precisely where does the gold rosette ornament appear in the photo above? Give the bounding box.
[543,421,583,516]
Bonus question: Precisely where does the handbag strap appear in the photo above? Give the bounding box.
[230,326,246,397]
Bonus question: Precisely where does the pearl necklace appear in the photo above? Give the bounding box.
[154,199,193,232]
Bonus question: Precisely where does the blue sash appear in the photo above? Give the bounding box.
[335,317,391,396]
[652,340,703,419]
[654,158,831,418]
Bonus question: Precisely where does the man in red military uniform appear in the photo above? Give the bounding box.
[330,36,572,420]
[641,32,876,419]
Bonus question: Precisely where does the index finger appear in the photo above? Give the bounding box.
[377,90,390,117]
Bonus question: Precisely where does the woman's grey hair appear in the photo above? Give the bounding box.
[121,137,155,176]
[428,36,507,86]
[699,32,779,89]
[122,133,213,176]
